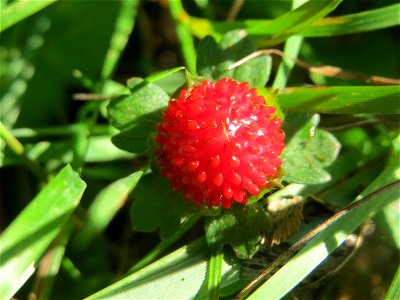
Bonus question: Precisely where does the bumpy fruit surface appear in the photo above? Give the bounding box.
[155,78,285,208]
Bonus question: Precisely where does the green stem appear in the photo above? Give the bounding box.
[11,124,116,139]
[126,214,201,275]
[386,265,400,300]
[100,0,138,81]
[272,35,303,88]
[0,121,47,181]
[272,0,305,89]
[208,247,224,300]
[32,221,76,300]
[169,0,197,75]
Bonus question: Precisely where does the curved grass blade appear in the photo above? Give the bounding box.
[246,0,343,45]
[277,86,400,114]
[86,238,241,300]
[169,0,197,74]
[182,3,399,41]
[73,171,144,251]
[101,0,139,81]
[0,0,58,32]
[238,157,399,299]
[0,165,86,299]
[301,3,400,37]
[386,266,400,300]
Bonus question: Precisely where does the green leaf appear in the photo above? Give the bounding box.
[377,199,400,250]
[145,66,186,84]
[0,165,86,300]
[100,0,139,80]
[386,266,400,300]
[0,0,58,32]
[247,0,343,45]
[301,3,400,37]
[278,86,400,114]
[169,0,197,74]
[74,171,144,250]
[86,238,241,300]
[126,214,200,274]
[183,3,399,41]
[272,35,303,89]
[247,156,399,300]
[207,249,224,300]
[216,30,271,87]
[107,78,170,153]
[196,31,272,87]
[196,36,221,80]
[108,78,169,130]
[281,114,341,184]
[205,202,271,259]
[131,173,197,240]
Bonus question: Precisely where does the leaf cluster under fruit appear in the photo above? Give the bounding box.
[107,30,342,259]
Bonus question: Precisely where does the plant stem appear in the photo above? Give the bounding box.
[0,121,47,181]
[207,247,224,300]
[169,0,197,75]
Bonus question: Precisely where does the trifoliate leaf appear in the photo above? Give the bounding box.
[131,173,197,240]
[281,113,341,184]
[107,78,170,153]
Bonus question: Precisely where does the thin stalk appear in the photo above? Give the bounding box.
[30,220,76,300]
[207,247,224,300]
[0,121,47,181]
[169,0,197,75]
[272,35,303,88]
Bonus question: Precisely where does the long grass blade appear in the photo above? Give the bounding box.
[0,0,58,32]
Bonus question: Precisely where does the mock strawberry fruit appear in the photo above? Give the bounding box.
[155,78,285,208]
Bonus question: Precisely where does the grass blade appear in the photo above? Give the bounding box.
[73,171,144,251]
[183,3,399,41]
[208,248,224,300]
[86,238,241,300]
[386,266,400,300]
[272,36,303,88]
[169,1,197,74]
[301,3,400,37]
[277,85,400,114]
[100,0,139,81]
[0,165,86,299]
[242,156,399,300]
[247,0,343,45]
[0,0,58,32]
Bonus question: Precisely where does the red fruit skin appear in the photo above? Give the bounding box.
[155,78,285,208]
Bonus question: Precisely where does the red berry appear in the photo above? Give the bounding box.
[155,78,285,208]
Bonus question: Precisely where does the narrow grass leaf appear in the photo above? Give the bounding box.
[182,3,399,41]
[272,35,303,89]
[246,157,399,300]
[246,0,343,45]
[86,238,241,300]
[101,0,139,80]
[278,86,400,114]
[74,171,143,250]
[0,0,58,32]
[378,199,400,249]
[208,249,224,300]
[301,3,400,37]
[0,165,86,300]
[169,0,197,74]
[386,266,400,300]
